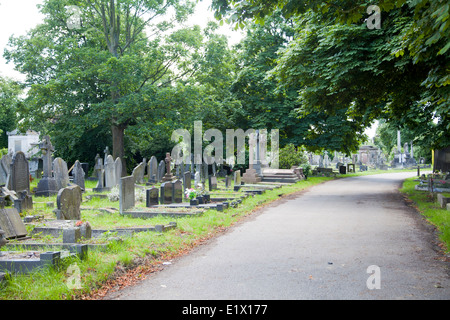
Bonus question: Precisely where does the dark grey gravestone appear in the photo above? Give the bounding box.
[63,227,81,243]
[10,151,30,193]
[157,160,165,182]
[53,157,70,190]
[183,171,191,190]
[172,180,183,203]
[119,176,135,214]
[72,160,85,191]
[132,162,146,184]
[146,187,159,207]
[160,182,173,204]
[0,208,28,239]
[56,185,82,220]
[209,175,218,191]
[147,156,157,184]
[225,175,231,188]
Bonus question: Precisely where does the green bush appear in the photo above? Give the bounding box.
[279,144,308,169]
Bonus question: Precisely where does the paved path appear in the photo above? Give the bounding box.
[104,172,449,300]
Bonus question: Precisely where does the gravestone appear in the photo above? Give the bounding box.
[172,180,183,203]
[72,160,85,191]
[104,155,116,188]
[160,182,173,204]
[93,154,110,192]
[10,151,30,193]
[0,208,28,239]
[35,136,58,197]
[53,157,70,190]
[202,163,208,184]
[0,154,12,185]
[146,187,159,207]
[56,185,82,220]
[234,170,241,189]
[132,161,146,184]
[119,176,135,214]
[115,157,122,182]
[162,153,174,182]
[14,190,33,213]
[157,160,165,182]
[183,171,191,190]
[225,175,231,188]
[208,175,218,191]
[147,156,157,184]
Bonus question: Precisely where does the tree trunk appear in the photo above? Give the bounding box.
[112,123,127,176]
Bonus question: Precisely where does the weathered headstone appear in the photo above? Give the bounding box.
[13,190,33,213]
[35,136,58,197]
[157,160,165,182]
[183,171,191,190]
[53,157,70,190]
[146,187,159,206]
[56,185,82,220]
[72,160,85,191]
[172,180,183,203]
[10,151,30,193]
[0,154,12,185]
[194,171,201,188]
[234,170,241,190]
[0,208,28,239]
[115,157,122,182]
[93,154,109,192]
[208,175,218,191]
[119,176,135,214]
[147,156,157,184]
[104,155,116,188]
[160,182,173,204]
[225,175,231,188]
[132,162,146,184]
[202,163,208,184]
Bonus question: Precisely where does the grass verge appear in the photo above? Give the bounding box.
[400,177,450,253]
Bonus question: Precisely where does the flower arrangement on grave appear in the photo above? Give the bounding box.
[185,188,197,200]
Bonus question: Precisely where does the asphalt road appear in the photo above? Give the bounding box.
[104,172,450,300]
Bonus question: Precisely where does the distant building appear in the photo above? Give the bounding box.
[7,129,40,158]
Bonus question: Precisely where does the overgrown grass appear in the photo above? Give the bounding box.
[400,177,450,253]
[0,176,332,300]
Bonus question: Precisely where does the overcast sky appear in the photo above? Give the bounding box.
[0,0,243,81]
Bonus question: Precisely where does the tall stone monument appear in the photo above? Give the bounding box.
[35,136,58,197]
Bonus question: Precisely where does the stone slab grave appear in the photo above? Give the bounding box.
[0,244,87,274]
[0,208,29,240]
[437,194,450,209]
[119,176,204,218]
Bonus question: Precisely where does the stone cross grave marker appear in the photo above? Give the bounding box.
[56,185,82,220]
[162,153,174,182]
[35,136,58,197]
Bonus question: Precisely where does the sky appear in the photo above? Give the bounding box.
[0,0,377,138]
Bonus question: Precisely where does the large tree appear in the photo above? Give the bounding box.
[4,0,201,170]
[0,76,21,149]
[212,0,450,150]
